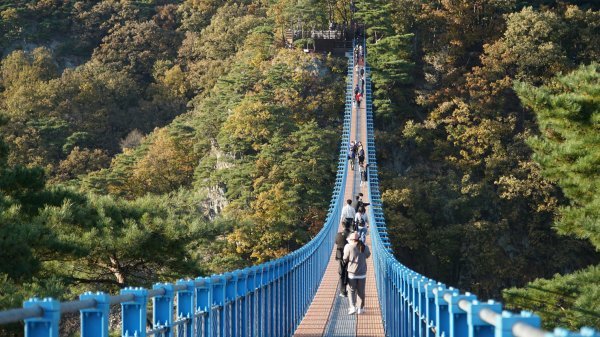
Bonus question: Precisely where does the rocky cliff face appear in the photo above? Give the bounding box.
[203,184,228,220]
[200,141,233,220]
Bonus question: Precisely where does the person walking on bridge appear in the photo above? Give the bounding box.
[341,199,355,230]
[358,144,365,167]
[353,193,370,212]
[348,142,356,170]
[344,232,371,315]
[360,163,369,187]
[354,206,368,242]
[335,227,351,297]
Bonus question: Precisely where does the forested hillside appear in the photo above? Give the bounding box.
[0,0,347,332]
[356,0,599,329]
[0,0,599,333]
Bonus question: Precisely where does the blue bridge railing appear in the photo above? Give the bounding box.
[0,56,355,337]
[361,41,600,337]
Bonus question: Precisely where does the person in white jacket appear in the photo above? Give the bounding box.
[340,199,355,230]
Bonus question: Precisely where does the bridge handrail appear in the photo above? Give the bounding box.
[0,54,357,337]
[361,38,599,337]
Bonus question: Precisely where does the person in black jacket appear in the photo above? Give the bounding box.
[351,195,360,211]
[335,227,351,297]
[352,193,370,212]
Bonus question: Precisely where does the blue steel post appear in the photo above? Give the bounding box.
[246,268,256,337]
[408,271,415,337]
[465,300,501,337]
[176,280,195,337]
[23,298,60,337]
[390,264,396,337]
[291,257,297,335]
[293,257,300,329]
[397,268,403,337]
[411,274,419,337]
[390,264,396,336]
[236,270,247,337]
[263,264,270,337]
[285,258,292,336]
[196,277,211,337]
[80,292,110,337]
[401,269,408,337]
[384,263,391,334]
[153,283,174,337]
[256,265,263,337]
[425,282,442,337]
[306,251,311,310]
[283,253,295,336]
[224,272,237,337]
[304,254,310,311]
[435,287,458,337]
[263,263,271,337]
[266,262,275,337]
[211,275,225,337]
[278,261,285,337]
[120,287,148,337]
[393,265,401,337]
[274,261,280,337]
[275,261,282,337]
[495,311,541,337]
[405,272,413,337]
[395,264,400,337]
[412,276,421,337]
[256,266,264,337]
[418,278,429,337]
[280,260,287,337]
[448,293,476,337]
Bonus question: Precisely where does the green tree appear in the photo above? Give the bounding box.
[516,64,600,248]
[504,265,600,329]
[504,64,600,329]
[54,147,111,182]
[92,20,180,82]
[178,3,265,95]
[44,193,204,288]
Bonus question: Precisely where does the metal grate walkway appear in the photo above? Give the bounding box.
[293,51,385,337]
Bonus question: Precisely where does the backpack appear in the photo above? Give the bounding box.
[359,217,366,227]
[354,216,365,230]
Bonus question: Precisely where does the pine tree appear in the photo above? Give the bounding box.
[517,63,600,249]
[504,64,600,329]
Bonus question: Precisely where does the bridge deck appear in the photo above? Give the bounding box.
[293,57,385,337]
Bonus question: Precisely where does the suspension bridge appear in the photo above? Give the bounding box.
[0,40,598,337]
